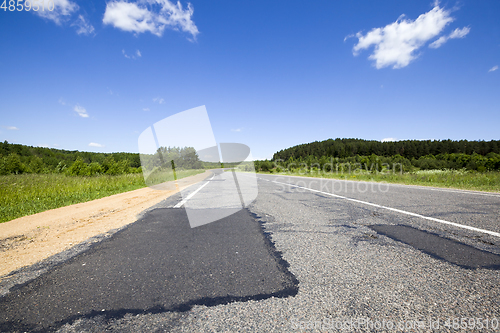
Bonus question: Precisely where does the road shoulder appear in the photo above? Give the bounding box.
[0,171,211,280]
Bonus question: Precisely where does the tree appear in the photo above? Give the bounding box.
[88,162,103,175]
[3,153,26,174]
[260,160,272,172]
[28,156,44,173]
[66,157,90,176]
[102,156,117,174]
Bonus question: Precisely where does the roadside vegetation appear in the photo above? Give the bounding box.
[0,173,145,223]
[0,169,205,223]
[0,141,207,223]
[252,138,500,193]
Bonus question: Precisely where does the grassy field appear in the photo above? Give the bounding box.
[256,169,500,193]
[0,169,204,223]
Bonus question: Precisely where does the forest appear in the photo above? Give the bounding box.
[0,141,143,176]
[0,141,230,177]
[257,138,500,172]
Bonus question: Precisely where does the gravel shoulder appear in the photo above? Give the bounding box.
[0,171,211,279]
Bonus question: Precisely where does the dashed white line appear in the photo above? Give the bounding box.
[173,175,214,208]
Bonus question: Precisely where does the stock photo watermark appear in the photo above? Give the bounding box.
[290,316,499,331]
[271,158,405,176]
[138,105,258,228]
[273,177,391,194]
[1,0,55,11]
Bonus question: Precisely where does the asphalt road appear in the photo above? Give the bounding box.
[1,172,500,332]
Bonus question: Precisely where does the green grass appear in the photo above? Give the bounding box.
[0,169,204,223]
[257,169,500,193]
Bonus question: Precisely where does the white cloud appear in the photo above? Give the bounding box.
[72,15,95,35]
[153,97,165,104]
[449,26,470,39]
[122,49,142,59]
[381,138,397,142]
[34,0,96,37]
[103,0,198,39]
[143,108,150,111]
[58,97,66,105]
[4,126,19,130]
[104,2,157,35]
[429,26,470,48]
[489,65,498,72]
[428,35,447,49]
[352,5,459,69]
[231,128,242,132]
[74,105,89,118]
[89,142,104,148]
[343,34,355,42]
[35,0,79,25]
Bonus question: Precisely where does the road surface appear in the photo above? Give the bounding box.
[1,172,500,332]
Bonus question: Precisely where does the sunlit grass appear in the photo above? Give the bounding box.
[144,168,204,187]
[0,169,204,223]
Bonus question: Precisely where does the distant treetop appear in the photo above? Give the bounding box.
[273,138,500,161]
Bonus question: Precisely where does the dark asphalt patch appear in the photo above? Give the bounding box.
[369,224,500,270]
[0,208,298,333]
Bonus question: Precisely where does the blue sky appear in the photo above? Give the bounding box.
[0,0,499,160]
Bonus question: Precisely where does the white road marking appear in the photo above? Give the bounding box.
[259,173,500,198]
[374,182,500,198]
[268,178,500,238]
[173,175,214,208]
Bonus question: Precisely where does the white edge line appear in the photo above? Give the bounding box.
[257,173,500,198]
[173,174,214,208]
[269,179,500,238]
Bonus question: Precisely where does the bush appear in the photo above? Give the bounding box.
[0,157,7,175]
[88,162,103,175]
[55,161,67,173]
[106,159,130,175]
[102,156,115,174]
[466,153,488,171]
[260,160,272,172]
[390,154,411,173]
[1,153,27,174]
[118,159,130,174]
[28,156,44,173]
[65,157,90,176]
[129,166,142,173]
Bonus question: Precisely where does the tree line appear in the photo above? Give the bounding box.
[0,141,142,176]
[257,138,500,173]
[0,141,212,176]
[274,138,500,161]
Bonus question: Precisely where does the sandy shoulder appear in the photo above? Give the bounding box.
[0,171,210,278]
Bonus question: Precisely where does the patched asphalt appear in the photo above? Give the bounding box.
[0,206,298,332]
[369,224,500,269]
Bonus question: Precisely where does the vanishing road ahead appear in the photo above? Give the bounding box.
[1,172,500,332]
